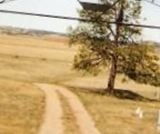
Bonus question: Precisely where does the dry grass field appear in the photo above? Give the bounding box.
[0,34,159,134]
[0,78,45,134]
[71,88,160,134]
[0,35,76,83]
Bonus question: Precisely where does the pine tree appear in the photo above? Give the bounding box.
[69,0,160,94]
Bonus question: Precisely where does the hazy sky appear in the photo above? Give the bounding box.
[0,0,160,42]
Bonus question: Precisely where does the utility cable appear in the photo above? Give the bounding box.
[0,9,160,30]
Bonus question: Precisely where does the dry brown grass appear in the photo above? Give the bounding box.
[71,88,160,134]
[0,34,158,96]
[42,34,69,43]
[0,34,159,134]
[0,34,75,134]
[0,78,45,134]
[0,34,77,83]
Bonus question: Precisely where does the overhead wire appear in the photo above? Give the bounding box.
[0,9,160,30]
[0,0,159,30]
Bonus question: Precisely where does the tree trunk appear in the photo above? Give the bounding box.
[106,56,117,94]
[105,4,123,94]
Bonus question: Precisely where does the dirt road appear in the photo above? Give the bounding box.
[35,83,101,134]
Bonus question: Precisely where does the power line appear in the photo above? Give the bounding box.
[0,9,89,21]
[0,9,160,30]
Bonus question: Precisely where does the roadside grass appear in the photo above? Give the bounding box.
[0,78,45,134]
[70,87,160,134]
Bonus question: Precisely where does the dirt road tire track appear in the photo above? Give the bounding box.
[36,83,101,134]
[35,83,63,134]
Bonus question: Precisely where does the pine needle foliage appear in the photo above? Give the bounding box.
[69,0,160,91]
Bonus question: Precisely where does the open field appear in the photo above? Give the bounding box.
[0,78,45,134]
[0,35,76,83]
[71,87,160,134]
[0,35,159,97]
[0,34,159,134]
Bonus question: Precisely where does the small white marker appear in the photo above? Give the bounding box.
[135,107,141,115]
[139,111,143,119]
[135,107,143,119]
